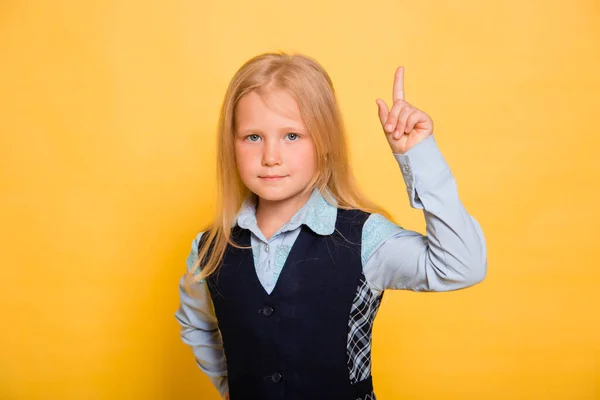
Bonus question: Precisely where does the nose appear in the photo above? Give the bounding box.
[262,139,282,166]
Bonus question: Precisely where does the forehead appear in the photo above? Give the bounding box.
[235,89,304,130]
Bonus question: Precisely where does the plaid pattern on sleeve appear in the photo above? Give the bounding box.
[357,391,376,400]
[347,274,384,384]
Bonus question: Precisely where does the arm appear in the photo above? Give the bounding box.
[174,232,229,398]
[363,134,487,292]
[367,66,486,292]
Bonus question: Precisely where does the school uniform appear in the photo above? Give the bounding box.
[175,134,487,399]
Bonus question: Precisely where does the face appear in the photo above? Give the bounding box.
[234,89,317,210]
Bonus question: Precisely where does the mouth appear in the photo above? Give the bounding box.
[259,175,287,181]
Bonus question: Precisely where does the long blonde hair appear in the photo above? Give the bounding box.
[186,51,394,289]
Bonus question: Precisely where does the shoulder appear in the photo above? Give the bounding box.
[361,213,404,266]
[185,231,206,273]
[191,231,206,252]
[335,208,371,225]
[188,230,212,262]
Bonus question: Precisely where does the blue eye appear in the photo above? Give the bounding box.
[287,133,299,141]
[246,134,260,142]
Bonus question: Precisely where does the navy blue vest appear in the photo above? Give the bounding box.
[202,208,382,400]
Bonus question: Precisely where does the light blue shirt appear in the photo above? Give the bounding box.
[175,134,487,397]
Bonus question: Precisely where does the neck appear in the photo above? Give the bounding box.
[255,191,312,240]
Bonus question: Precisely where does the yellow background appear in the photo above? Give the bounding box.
[1,0,598,398]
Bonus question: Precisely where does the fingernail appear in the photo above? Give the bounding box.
[386,124,392,132]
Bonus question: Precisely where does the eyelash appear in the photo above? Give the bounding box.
[246,133,300,142]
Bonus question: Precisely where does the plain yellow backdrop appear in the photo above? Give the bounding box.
[1,0,598,399]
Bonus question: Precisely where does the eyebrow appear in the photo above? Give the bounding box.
[237,126,304,134]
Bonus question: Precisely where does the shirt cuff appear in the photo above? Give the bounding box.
[393,134,453,209]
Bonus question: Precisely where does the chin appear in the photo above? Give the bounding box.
[252,190,293,202]
[249,185,301,203]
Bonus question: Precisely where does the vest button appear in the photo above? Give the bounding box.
[271,372,282,383]
[260,306,274,317]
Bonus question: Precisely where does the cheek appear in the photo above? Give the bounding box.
[290,143,317,171]
[234,144,255,171]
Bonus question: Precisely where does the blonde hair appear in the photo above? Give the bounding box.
[185,51,395,289]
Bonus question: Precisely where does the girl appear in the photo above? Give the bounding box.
[175,52,486,400]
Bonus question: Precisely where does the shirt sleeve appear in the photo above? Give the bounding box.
[362,134,487,293]
[174,232,229,397]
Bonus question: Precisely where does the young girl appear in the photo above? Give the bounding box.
[175,52,487,400]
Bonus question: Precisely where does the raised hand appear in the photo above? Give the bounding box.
[376,66,434,154]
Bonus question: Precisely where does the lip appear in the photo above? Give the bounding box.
[260,175,286,181]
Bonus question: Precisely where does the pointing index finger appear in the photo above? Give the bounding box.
[393,66,405,101]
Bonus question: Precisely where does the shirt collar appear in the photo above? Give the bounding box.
[234,187,338,236]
